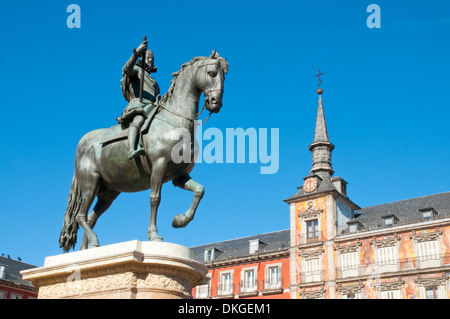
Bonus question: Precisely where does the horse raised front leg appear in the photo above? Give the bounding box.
[172,174,205,228]
[148,158,167,242]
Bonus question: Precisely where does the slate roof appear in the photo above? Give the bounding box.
[0,256,37,287]
[190,229,290,264]
[348,191,450,232]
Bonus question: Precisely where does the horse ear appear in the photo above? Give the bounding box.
[210,50,217,59]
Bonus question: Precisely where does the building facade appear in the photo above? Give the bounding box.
[192,88,450,299]
[0,256,38,299]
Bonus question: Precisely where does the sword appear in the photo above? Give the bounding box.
[139,36,147,104]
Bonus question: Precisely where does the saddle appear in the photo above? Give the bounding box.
[99,103,160,146]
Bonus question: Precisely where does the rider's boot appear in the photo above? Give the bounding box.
[128,123,145,159]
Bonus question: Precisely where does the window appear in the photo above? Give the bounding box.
[422,210,432,221]
[384,217,393,227]
[349,223,357,233]
[340,251,359,278]
[419,208,435,221]
[0,290,7,299]
[426,287,439,299]
[344,293,356,299]
[377,246,398,273]
[241,269,256,292]
[303,258,321,282]
[9,293,23,299]
[380,289,401,299]
[204,247,222,261]
[218,271,234,296]
[249,240,260,254]
[196,283,210,298]
[306,219,319,238]
[205,249,214,261]
[417,240,441,268]
[265,265,282,290]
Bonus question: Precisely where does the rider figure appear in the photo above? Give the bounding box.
[117,39,160,159]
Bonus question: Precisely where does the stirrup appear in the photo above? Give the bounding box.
[128,147,145,159]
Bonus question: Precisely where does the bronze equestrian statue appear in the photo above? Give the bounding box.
[59,40,229,252]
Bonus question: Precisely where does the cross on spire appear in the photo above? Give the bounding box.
[314,69,325,88]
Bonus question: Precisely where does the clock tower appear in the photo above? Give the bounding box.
[284,86,360,299]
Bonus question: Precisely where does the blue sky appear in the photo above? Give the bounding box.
[0,1,449,267]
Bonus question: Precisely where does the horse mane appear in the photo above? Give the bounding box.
[160,52,229,105]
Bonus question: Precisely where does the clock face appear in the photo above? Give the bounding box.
[303,177,317,193]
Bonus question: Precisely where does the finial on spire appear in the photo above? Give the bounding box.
[308,73,334,178]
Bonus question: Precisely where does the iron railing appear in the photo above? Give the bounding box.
[299,270,324,283]
[335,254,450,279]
[298,231,323,246]
[238,280,259,294]
[261,277,284,291]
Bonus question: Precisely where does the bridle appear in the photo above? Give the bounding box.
[160,58,223,126]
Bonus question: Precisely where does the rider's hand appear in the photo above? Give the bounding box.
[135,40,148,55]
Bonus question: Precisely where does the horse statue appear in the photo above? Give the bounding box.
[59,51,229,252]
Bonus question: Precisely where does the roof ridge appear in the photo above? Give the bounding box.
[357,191,450,211]
[189,229,289,248]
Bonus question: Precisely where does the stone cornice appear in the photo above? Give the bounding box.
[298,208,323,220]
[336,281,364,294]
[299,248,325,259]
[409,229,443,242]
[378,278,405,291]
[335,240,362,253]
[414,274,448,287]
[370,234,401,248]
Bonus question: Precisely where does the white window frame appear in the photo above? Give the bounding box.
[340,251,359,278]
[376,245,399,273]
[249,239,260,254]
[303,257,321,283]
[380,289,402,299]
[264,263,282,290]
[195,281,211,298]
[218,270,234,296]
[416,240,441,269]
[240,266,257,293]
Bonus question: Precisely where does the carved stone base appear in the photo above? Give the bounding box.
[21,240,208,299]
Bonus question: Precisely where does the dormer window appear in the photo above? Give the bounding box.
[419,207,436,221]
[249,239,267,254]
[382,214,397,227]
[204,247,222,261]
[347,220,362,233]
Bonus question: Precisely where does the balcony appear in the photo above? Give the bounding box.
[298,231,323,246]
[299,270,324,284]
[336,254,448,280]
[214,283,235,299]
[195,285,211,299]
[238,280,259,297]
[261,278,284,295]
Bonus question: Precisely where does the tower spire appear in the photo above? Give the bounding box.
[308,87,334,177]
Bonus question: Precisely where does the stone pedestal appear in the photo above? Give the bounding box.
[21,240,208,299]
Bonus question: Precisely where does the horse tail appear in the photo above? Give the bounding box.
[59,173,82,252]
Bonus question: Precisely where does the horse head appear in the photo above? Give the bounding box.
[195,50,229,114]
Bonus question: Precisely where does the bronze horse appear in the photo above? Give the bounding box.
[59,52,229,252]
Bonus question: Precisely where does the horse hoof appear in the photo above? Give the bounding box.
[172,214,186,228]
[148,232,164,242]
